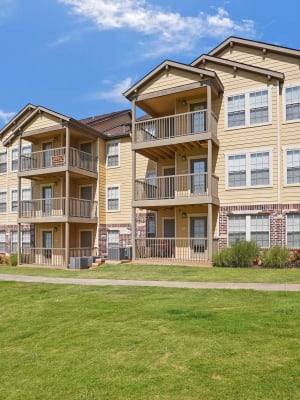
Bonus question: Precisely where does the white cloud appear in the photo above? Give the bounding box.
[87,77,133,104]
[49,35,72,47]
[0,0,15,23]
[0,109,15,125]
[58,1,255,56]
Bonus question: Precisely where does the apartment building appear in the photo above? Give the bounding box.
[124,36,300,263]
[0,105,153,267]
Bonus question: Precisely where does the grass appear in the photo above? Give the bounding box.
[1,263,300,283]
[0,282,300,399]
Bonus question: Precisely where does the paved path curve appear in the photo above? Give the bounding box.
[1,274,300,291]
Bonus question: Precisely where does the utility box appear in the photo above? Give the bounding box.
[69,257,92,269]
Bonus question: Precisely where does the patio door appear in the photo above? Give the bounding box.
[190,102,207,133]
[163,167,175,198]
[190,159,207,195]
[79,142,92,170]
[80,231,93,249]
[42,231,52,259]
[190,217,207,255]
[42,186,53,215]
[43,142,53,167]
[80,186,93,217]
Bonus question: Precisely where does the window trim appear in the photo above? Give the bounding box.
[106,184,120,212]
[11,188,18,213]
[286,213,300,248]
[0,190,7,213]
[11,147,18,172]
[283,84,300,123]
[106,141,120,169]
[0,230,6,253]
[227,214,270,248]
[225,87,272,130]
[225,148,273,190]
[0,150,7,175]
[283,145,300,186]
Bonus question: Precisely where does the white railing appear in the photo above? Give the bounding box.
[135,110,218,143]
[135,173,219,200]
[70,248,97,257]
[20,198,97,219]
[20,147,98,173]
[136,237,209,262]
[20,247,66,266]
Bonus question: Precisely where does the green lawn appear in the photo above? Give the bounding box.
[0,282,299,399]
[1,263,300,283]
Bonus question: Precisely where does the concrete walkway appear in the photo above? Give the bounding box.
[1,273,300,291]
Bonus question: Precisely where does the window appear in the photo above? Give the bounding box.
[11,189,18,212]
[287,214,300,248]
[11,231,17,253]
[0,231,5,252]
[0,191,7,212]
[22,187,32,201]
[285,86,300,121]
[250,152,270,186]
[227,150,271,188]
[227,89,270,128]
[107,230,119,248]
[107,186,120,211]
[228,154,246,187]
[0,151,7,173]
[22,231,31,249]
[21,144,32,170]
[228,215,269,247]
[146,216,156,238]
[286,149,300,184]
[11,148,18,171]
[106,142,119,168]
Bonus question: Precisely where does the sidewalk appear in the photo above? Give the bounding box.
[1,274,300,291]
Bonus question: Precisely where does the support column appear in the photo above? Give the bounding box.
[17,135,22,264]
[207,139,212,197]
[65,126,70,267]
[131,99,137,260]
[208,203,213,261]
[207,84,212,133]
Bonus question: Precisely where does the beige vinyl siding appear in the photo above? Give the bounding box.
[23,114,61,132]
[140,69,199,95]
[98,137,106,224]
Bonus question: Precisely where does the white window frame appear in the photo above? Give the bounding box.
[0,151,7,174]
[106,185,120,212]
[227,214,270,248]
[225,148,272,189]
[283,84,300,123]
[286,214,300,248]
[225,87,271,130]
[0,230,5,253]
[11,188,18,213]
[22,231,31,249]
[283,145,300,186]
[107,230,119,249]
[0,190,7,213]
[11,147,18,172]
[106,141,120,168]
[10,230,18,253]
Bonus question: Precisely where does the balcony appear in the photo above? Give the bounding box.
[136,238,211,263]
[20,147,98,177]
[19,197,98,222]
[134,110,218,153]
[134,173,219,207]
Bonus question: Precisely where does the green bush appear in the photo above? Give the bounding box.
[5,253,18,266]
[262,246,289,269]
[213,240,259,268]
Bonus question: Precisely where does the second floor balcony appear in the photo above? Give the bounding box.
[134,172,219,207]
[19,147,98,177]
[134,110,218,152]
[18,197,98,223]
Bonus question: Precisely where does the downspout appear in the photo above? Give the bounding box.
[276,80,281,205]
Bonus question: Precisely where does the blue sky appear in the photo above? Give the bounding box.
[1,0,300,127]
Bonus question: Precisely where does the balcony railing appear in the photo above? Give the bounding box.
[20,247,97,266]
[20,147,98,173]
[19,198,97,219]
[135,110,217,144]
[135,173,218,201]
[136,238,209,262]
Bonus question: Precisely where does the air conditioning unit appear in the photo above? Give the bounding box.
[69,256,92,269]
[108,246,132,261]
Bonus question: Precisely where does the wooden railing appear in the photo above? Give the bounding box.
[70,248,97,257]
[136,237,209,262]
[134,110,218,143]
[20,147,98,173]
[20,198,97,218]
[135,173,218,200]
[20,247,66,266]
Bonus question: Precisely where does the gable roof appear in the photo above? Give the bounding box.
[0,103,36,137]
[191,54,285,82]
[208,36,300,59]
[80,109,131,126]
[124,59,223,100]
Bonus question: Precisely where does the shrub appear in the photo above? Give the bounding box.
[231,240,260,268]
[213,240,259,268]
[5,253,18,266]
[212,247,234,267]
[262,246,289,269]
